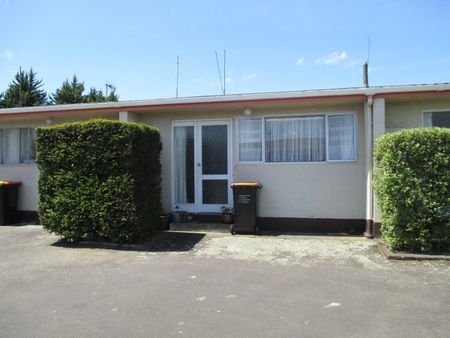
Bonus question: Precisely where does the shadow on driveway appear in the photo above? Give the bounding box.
[51,231,206,252]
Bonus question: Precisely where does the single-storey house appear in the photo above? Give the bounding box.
[1,82,449,237]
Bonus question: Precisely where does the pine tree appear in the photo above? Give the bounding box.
[51,75,85,104]
[83,87,119,103]
[2,68,47,107]
[51,76,119,104]
[83,87,106,103]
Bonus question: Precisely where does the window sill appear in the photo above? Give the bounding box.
[0,163,37,167]
[237,160,358,166]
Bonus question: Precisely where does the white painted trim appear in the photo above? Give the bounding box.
[327,112,358,162]
[196,120,232,213]
[171,118,233,213]
[172,118,232,124]
[236,112,358,165]
[171,122,196,213]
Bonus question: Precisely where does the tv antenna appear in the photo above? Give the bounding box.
[176,55,180,98]
[363,38,371,88]
[105,83,115,101]
[215,49,226,95]
[18,66,23,107]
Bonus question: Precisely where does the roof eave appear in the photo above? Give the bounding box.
[1,83,449,118]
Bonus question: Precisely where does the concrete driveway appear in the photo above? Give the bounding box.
[1,225,449,338]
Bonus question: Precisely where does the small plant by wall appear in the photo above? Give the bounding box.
[36,119,162,243]
[373,128,450,253]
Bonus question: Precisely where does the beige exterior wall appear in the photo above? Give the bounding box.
[2,93,449,223]
[141,101,366,219]
[385,96,450,132]
[1,165,38,211]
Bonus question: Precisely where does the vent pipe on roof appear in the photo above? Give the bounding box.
[363,62,369,88]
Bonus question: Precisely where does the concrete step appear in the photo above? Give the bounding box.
[169,222,231,233]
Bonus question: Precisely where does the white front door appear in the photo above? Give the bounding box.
[173,120,232,213]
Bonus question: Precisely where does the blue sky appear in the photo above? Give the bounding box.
[0,0,449,100]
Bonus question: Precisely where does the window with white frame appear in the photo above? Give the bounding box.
[423,111,450,128]
[237,113,356,163]
[328,114,356,161]
[238,118,263,162]
[266,116,325,162]
[0,128,36,164]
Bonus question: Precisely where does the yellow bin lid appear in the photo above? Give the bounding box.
[231,182,262,188]
[0,181,22,185]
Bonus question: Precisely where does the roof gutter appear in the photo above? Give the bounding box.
[0,84,449,119]
[0,94,368,119]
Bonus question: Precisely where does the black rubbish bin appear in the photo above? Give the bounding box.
[0,181,22,225]
[230,182,262,235]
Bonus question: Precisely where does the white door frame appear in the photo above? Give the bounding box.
[171,119,233,213]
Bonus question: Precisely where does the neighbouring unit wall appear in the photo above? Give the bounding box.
[1,165,38,211]
[0,113,119,212]
[385,96,450,132]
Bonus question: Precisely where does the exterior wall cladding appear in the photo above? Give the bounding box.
[0,87,449,234]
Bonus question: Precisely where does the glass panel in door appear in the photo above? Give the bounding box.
[174,126,195,211]
[201,125,228,175]
[199,123,230,211]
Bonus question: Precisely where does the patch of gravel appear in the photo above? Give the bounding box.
[194,235,383,269]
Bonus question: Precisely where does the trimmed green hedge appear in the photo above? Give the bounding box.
[373,128,450,253]
[36,119,162,243]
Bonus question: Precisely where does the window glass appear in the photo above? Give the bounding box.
[424,111,450,128]
[238,118,262,162]
[0,129,20,164]
[202,125,228,174]
[328,114,356,161]
[174,126,195,204]
[0,128,36,165]
[20,128,36,163]
[265,116,325,162]
[202,180,228,204]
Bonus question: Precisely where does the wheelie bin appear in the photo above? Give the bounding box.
[230,182,262,235]
[0,181,22,225]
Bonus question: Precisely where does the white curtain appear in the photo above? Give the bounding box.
[238,118,262,161]
[175,127,192,203]
[20,128,36,163]
[174,127,188,204]
[0,129,20,164]
[265,116,325,162]
[328,114,355,161]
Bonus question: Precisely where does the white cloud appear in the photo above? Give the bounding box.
[296,57,304,66]
[0,49,14,60]
[240,73,256,81]
[315,51,347,65]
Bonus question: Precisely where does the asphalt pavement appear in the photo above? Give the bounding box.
[1,225,449,338]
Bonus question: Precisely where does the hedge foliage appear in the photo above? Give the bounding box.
[373,128,450,253]
[36,119,162,243]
